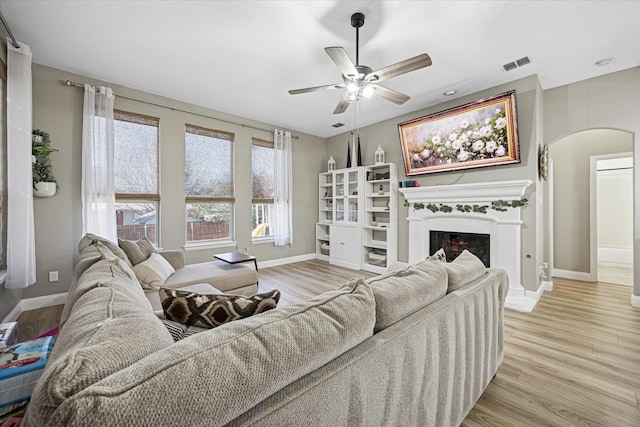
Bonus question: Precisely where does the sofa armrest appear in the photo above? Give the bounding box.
[158,250,185,269]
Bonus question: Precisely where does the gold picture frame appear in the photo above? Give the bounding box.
[398,91,520,175]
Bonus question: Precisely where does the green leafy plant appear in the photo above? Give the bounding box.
[32,129,59,191]
[408,198,528,214]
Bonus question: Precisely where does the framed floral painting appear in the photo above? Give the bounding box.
[398,91,520,175]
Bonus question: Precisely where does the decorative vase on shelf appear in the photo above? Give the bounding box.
[351,133,357,168]
[33,182,56,198]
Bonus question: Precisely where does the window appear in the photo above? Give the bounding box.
[185,124,234,243]
[113,110,159,244]
[251,137,274,239]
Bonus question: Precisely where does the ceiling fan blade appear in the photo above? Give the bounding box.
[325,47,358,78]
[372,85,410,105]
[367,53,432,83]
[289,83,344,95]
[333,97,350,114]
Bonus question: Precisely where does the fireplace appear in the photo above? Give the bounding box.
[399,179,539,312]
[430,230,490,267]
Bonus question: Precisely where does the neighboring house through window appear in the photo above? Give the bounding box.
[113,110,159,244]
[251,137,275,239]
[185,124,234,243]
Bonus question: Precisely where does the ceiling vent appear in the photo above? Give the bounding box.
[332,122,345,128]
[503,56,531,72]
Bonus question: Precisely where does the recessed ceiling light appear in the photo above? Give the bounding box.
[594,57,613,67]
[443,90,458,96]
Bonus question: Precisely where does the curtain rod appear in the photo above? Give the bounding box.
[0,10,19,49]
[65,80,299,139]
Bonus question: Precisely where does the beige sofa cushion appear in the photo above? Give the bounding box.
[42,278,376,426]
[79,233,132,267]
[27,259,174,425]
[163,261,258,292]
[367,259,447,332]
[444,250,487,292]
[132,253,175,289]
[118,236,157,265]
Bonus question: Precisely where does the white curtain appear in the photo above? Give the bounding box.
[273,129,293,246]
[6,40,36,289]
[81,84,117,241]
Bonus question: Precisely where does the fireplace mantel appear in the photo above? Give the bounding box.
[399,179,540,312]
[399,179,532,204]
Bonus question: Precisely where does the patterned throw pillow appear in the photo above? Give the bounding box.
[159,288,281,329]
[118,236,157,266]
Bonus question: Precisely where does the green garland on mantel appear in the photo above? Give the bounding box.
[405,198,528,214]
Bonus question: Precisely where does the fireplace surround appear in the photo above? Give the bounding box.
[400,179,542,311]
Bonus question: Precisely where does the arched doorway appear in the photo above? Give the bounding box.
[548,129,633,285]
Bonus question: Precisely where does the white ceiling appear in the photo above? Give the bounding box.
[2,1,639,138]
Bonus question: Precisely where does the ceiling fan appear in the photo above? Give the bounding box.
[288,12,432,114]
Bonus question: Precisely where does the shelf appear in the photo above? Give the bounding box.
[366,193,390,198]
[363,226,388,231]
[318,221,332,225]
[363,240,387,250]
[368,207,391,213]
[316,236,330,241]
[366,179,390,184]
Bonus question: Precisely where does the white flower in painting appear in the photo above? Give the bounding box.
[495,117,507,129]
[480,126,493,137]
[460,119,470,129]
[421,149,431,159]
[413,153,420,161]
[472,140,485,151]
[460,132,469,142]
[448,132,458,142]
[485,140,497,152]
[472,131,481,139]
[432,135,442,145]
[457,150,469,162]
[446,159,452,164]
[496,146,506,156]
[485,118,491,125]
[445,141,452,149]
[452,140,462,150]
[495,108,501,114]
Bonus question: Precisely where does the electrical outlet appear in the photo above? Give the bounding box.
[48,271,59,282]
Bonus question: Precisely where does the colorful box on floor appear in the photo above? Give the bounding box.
[0,323,18,350]
[0,336,56,417]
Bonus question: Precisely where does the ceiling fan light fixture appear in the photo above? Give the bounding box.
[443,89,458,96]
[361,84,374,99]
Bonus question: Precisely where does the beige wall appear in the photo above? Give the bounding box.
[550,129,632,272]
[326,75,545,292]
[544,67,640,298]
[20,63,325,301]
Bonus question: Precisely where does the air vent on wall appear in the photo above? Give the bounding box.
[503,56,531,72]
[332,122,345,128]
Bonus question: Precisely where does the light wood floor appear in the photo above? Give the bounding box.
[16,261,640,426]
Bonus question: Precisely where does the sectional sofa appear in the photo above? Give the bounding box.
[23,235,507,426]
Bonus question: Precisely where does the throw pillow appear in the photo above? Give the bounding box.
[161,319,187,342]
[118,236,157,266]
[427,247,447,263]
[443,249,487,292]
[132,253,176,290]
[159,288,281,329]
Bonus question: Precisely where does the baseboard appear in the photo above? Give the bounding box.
[259,253,316,269]
[505,280,552,312]
[632,294,640,308]
[2,303,23,323]
[21,292,68,312]
[552,268,595,282]
[598,246,633,267]
[2,292,68,323]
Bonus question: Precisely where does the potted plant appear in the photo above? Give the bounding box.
[32,129,58,197]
